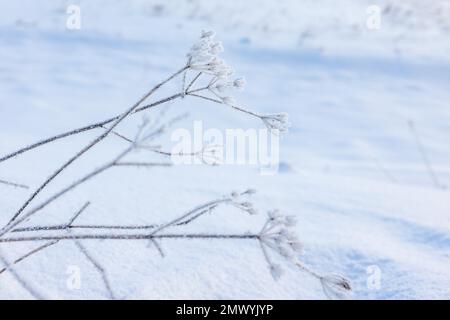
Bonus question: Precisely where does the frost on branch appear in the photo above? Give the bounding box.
[187,30,231,77]
[185,30,290,135]
[258,210,303,281]
[261,210,303,260]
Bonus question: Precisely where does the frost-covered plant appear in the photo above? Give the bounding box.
[0,31,347,300]
[1,190,351,300]
[184,31,290,134]
[257,211,352,300]
[0,30,288,169]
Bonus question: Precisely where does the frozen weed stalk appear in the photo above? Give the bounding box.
[0,30,350,299]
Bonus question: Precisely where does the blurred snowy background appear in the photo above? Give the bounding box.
[0,0,449,299]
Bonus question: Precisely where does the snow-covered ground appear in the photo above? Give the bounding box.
[0,0,449,299]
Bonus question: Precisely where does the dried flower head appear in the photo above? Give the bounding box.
[187,31,233,79]
[261,113,290,133]
[320,274,352,300]
[260,210,303,270]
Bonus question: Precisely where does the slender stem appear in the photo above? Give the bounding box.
[294,260,322,280]
[192,87,262,119]
[10,195,224,235]
[0,202,89,279]
[5,67,188,227]
[0,250,45,299]
[114,162,172,168]
[101,125,133,143]
[0,93,184,165]
[0,147,132,237]
[185,72,202,92]
[149,239,165,257]
[73,241,115,299]
[150,199,232,235]
[187,93,223,104]
[12,224,159,232]
[0,240,58,275]
[67,202,91,226]
[0,233,259,243]
[0,178,29,189]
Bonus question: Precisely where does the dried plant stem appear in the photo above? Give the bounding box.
[12,206,218,234]
[0,178,29,189]
[1,201,116,299]
[186,72,202,92]
[0,92,182,164]
[0,77,209,166]
[0,146,134,236]
[73,241,115,299]
[0,79,260,169]
[0,233,260,243]
[8,191,228,240]
[13,224,159,233]
[0,202,90,275]
[294,260,322,280]
[150,199,234,235]
[114,162,172,168]
[6,67,188,227]
[189,88,262,119]
[0,250,45,299]
[0,240,58,275]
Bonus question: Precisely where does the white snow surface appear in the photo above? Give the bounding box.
[0,0,449,299]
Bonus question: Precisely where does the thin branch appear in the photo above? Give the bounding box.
[149,239,165,258]
[4,66,188,227]
[101,126,133,143]
[0,233,260,243]
[67,202,91,227]
[73,241,115,299]
[0,93,183,164]
[114,162,172,168]
[0,250,45,299]
[0,147,131,237]
[0,178,29,190]
[0,202,91,276]
[150,199,233,235]
[175,204,219,226]
[11,197,222,234]
[187,93,223,104]
[185,72,202,92]
[12,224,159,232]
[0,240,58,275]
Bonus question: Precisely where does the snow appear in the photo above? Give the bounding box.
[0,0,449,299]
